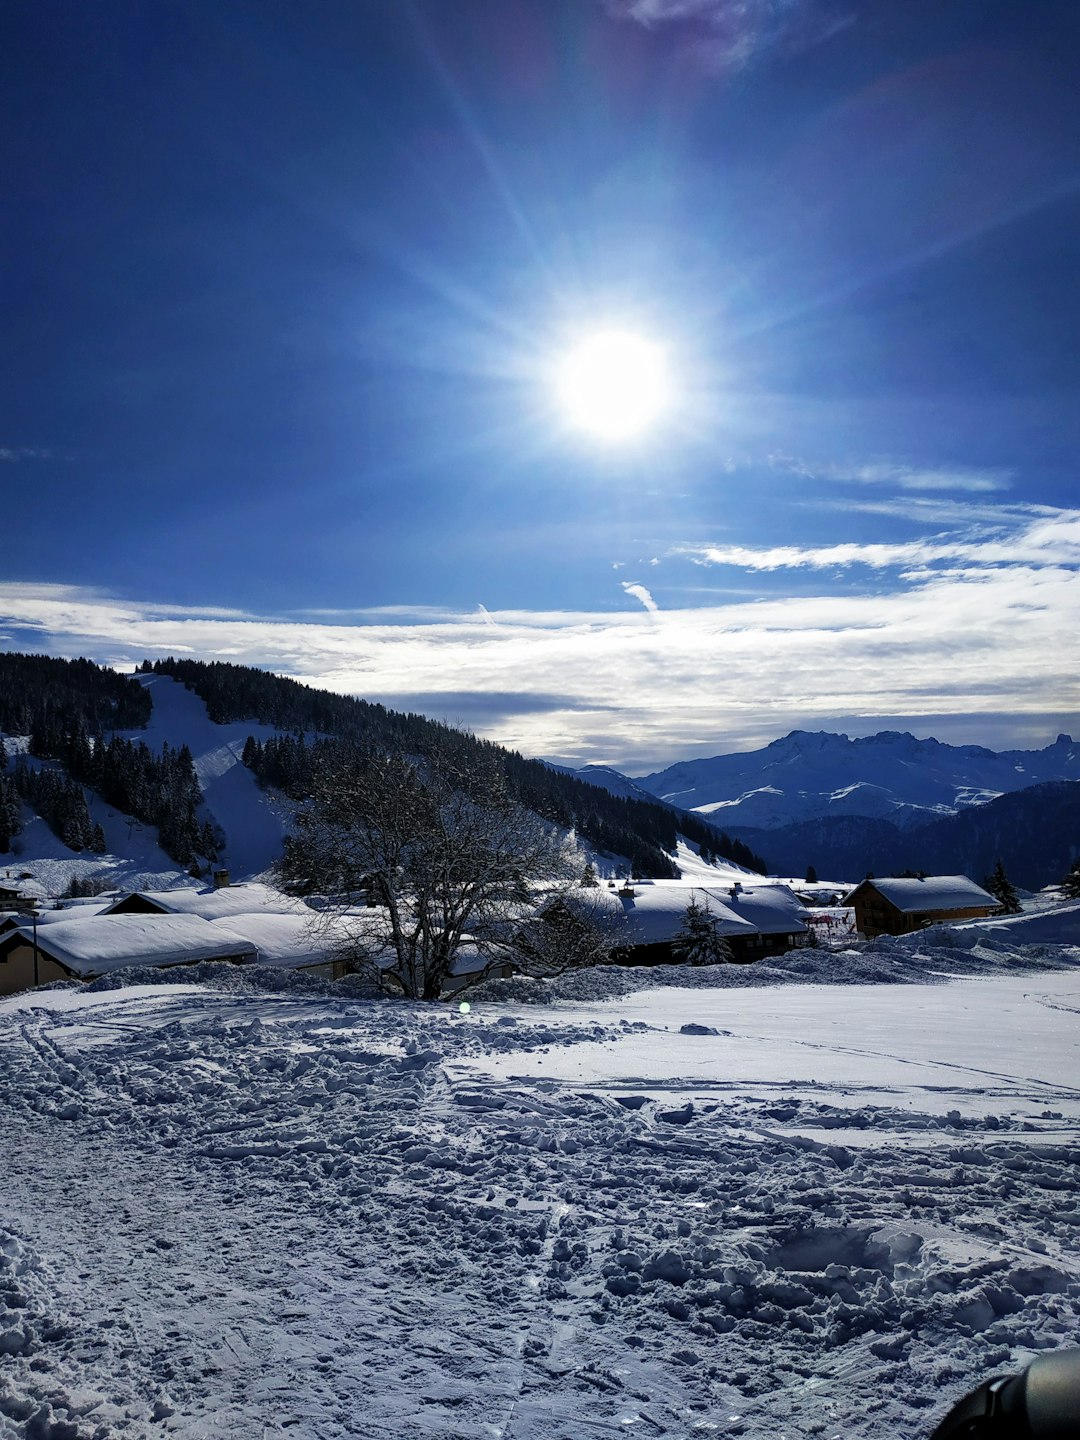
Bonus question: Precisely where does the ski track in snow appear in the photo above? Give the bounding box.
[1,960,1079,1440]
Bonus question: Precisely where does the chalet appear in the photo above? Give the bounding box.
[205,910,371,981]
[0,876,46,911]
[0,913,257,995]
[103,882,306,921]
[601,880,807,964]
[843,875,998,939]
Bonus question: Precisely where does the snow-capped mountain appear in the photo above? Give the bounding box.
[546,763,659,806]
[620,729,1080,830]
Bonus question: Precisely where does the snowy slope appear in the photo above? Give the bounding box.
[629,729,1080,828]
[4,796,186,898]
[2,675,293,895]
[548,761,661,805]
[124,674,290,879]
[0,929,1078,1440]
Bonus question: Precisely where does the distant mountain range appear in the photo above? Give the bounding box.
[728,782,1079,892]
[564,730,1080,889]
[4,652,1076,892]
[570,729,1079,829]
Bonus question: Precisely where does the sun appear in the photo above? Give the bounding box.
[555,329,671,442]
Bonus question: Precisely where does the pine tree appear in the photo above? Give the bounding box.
[671,897,733,967]
[1061,859,1080,900]
[984,858,1021,914]
[0,774,18,852]
[805,864,818,884]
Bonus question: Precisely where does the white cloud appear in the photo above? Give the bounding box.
[1,511,1076,769]
[769,454,1014,493]
[841,463,1012,493]
[0,447,69,463]
[603,0,853,73]
[679,507,1080,573]
[622,581,660,614]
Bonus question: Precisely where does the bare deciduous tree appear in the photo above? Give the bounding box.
[279,746,613,999]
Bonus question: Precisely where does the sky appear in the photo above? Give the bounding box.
[3,0,1079,771]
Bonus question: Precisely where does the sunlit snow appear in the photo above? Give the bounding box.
[1,921,1078,1439]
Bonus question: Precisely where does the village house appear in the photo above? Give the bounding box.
[843,875,998,939]
[600,879,808,964]
[204,910,369,981]
[102,880,306,921]
[0,912,258,995]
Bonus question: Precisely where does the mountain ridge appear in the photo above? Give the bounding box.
[565,727,1078,832]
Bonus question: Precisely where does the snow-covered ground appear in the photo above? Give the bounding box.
[1,928,1078,1440]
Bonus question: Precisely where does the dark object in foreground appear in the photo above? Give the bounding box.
[931,1348,1080,1439]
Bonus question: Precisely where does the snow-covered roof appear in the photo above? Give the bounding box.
[719,884,810,936]
[589,881,806,946]
[103,882,306,921]
[207,911,375,968]
[846,875,996,913]
[34,901,115,925]
[1,913,257,977]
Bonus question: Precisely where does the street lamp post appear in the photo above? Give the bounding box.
[19,904,39,987]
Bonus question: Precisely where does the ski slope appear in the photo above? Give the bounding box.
[125,674,290,880]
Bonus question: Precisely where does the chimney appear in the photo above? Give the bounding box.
[212,868,231,889]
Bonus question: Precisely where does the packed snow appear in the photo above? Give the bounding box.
[1,922,1078,1440]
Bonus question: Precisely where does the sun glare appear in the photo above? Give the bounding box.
[555,329,670,442]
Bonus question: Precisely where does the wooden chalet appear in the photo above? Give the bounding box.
[843,875,998,939]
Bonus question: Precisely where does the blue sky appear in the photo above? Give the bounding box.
[3,0,1078,768]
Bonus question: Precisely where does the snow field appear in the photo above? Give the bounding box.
[1,938,1078,1440]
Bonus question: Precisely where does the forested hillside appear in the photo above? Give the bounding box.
[730,781,1079,890]
[0,653,151,740]
[151,658,766,878]
[0,655,210,865]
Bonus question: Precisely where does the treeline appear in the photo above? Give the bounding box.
[1,727,217,866]
[0,654,220,865]
[70,733,217,867]
[0,740,21,851]
[0,653,151,740]
[142,657,411,739]
[198,658,768,878]
[11,764,105,853]
[499,751,766,878]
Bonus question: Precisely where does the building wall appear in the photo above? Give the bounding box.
[613,933,798,967]
[853,891,994,938]
[0,942,73,995]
